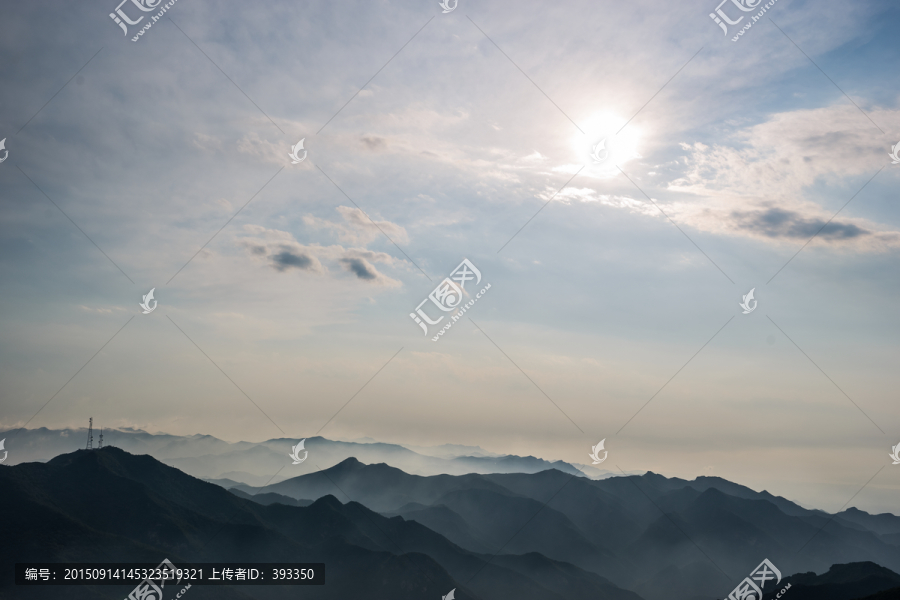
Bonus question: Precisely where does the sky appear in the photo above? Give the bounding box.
[1,0,899,513]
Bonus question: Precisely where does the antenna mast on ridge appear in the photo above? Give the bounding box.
[98,427,103,449]
[86,418,93,450]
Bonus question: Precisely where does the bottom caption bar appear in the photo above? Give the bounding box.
[16,561,325,586]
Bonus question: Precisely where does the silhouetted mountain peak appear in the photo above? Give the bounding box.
[820,561,900,584]
[638,471,671,487]
[326,457,414,480]
[309,494,344,510]
[331,456,363,468]
[693,486,730,502]
[694,475,737,487]
[46,446,150,475]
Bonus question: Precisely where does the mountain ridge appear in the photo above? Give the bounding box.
[0,447,642,600]
[240,457,900,600]
[0,427,606,482]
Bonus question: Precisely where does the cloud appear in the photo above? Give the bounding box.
[237,226,325,274]
[361,136,387,151]
[303,206,409,246]
[540,186,660,217]
[192,132,222,152]
[271,249,317,271]
[340,257,377,280]
[521,151,547,162]
[648,199,900,251]
[78,305,126,314]
[653,102,900,250]
[238,225,401,286]
[668,103,900,199]
[234,131,284,163]
[337,248,402,286]
[730,207,870,240]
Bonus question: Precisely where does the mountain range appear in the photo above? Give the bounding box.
[0,427,616,484]
[229,457,900,600]
[0,447,639,600]
[3,445,899,600]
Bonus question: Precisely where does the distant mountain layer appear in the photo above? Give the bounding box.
[0,448,641,600]
[234,459,900,600]
[228,487,312,507]
[0,427,617,483]
[761,561,900,600]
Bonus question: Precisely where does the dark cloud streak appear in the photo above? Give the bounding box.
[340,257,377,280]
[732,207,870,240]
[271,250,314,272]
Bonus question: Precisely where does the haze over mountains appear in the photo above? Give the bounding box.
[3,441,899,600]
[1,447,642,600]
[0,427,618,484]
[228,457,900,600]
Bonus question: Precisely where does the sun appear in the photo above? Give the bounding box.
[571,111,642,176]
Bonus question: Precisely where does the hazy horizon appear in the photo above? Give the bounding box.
[1,423,894,516]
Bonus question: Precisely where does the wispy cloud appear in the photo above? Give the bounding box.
[654,102,900,249]
[303,205,409,246]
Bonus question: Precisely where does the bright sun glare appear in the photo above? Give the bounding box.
[572,112,642,176]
